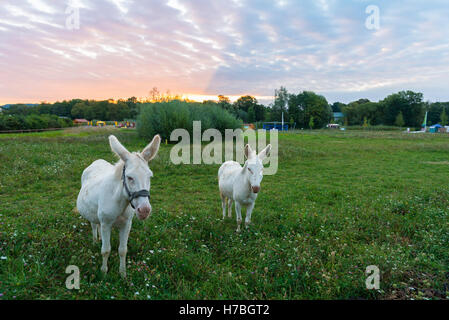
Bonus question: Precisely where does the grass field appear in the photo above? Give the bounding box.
[1,127,449,300]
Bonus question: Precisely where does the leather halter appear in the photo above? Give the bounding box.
[122,165,150,209]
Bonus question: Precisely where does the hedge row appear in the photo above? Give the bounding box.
[0,114,73,131]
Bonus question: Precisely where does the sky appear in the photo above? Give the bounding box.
[1,0,449,105]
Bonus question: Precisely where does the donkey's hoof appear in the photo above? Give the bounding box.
[101,265,108,274]
[120,271,127,279]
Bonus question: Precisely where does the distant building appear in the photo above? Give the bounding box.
[73,119,89,124]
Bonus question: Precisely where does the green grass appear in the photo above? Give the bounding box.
[1,127,449,300]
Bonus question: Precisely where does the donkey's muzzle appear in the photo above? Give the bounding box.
[251,186,260,193]
[137,206,151,220]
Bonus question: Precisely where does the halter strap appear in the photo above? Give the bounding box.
[122,165,150,209]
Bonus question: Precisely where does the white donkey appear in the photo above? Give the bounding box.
[76,134,161,278]
[218,144,271,232]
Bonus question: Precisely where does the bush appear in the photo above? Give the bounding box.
[0,114,73,131]
[137,101,242,140]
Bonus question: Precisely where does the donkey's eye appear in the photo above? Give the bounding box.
[248,168,253,174]
[127,176,134,182]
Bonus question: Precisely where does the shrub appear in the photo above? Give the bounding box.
[137,101,243,140]
[0,114,74,131]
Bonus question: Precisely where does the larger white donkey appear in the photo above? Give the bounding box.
[76,134,161,278]
[218,144,271,232]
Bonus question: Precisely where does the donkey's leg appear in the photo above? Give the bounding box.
[235,202,242,233]
[118,218,132,278]
[91,222,98,243]
[227,198,233,218]
[220,193,227,220]
[245,202,255,228]
[100,222,113,274]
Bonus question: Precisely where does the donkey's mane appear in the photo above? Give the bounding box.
[113,160,125,179]
[113,152,146,179]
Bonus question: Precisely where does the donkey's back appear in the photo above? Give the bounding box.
[218,161,241,199]
[81,159,112,185]
[77,159,114,223]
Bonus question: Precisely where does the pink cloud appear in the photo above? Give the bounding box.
[1,0,449,104]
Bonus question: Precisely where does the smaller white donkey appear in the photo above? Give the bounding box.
[218,143,271,232]
[76,134,161,278]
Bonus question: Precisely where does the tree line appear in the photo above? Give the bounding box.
[2,87,448,131]
[335,91,448,128]
[0,113,72,131]
[1,98,140,121]
[0,98,141,131]
[221,88,449,129]
[204,89,332,129]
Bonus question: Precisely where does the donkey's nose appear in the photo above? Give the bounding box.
[137,206,151,220]
[251,186,260,193]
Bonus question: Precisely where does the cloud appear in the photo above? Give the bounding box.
[0,0,449,104]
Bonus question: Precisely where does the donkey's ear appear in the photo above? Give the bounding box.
[258,144,271,160]
[244,144,256,159]
[109,135,130,161]
[141,134,161,162]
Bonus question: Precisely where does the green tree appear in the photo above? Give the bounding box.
[381,91,424,127]
[440,109,448,126]
[288,91,331,129]
[71,102,87,119]
[331,102,346,112]
[272,86,289,121]
[233,95,260,122]
[395,111,405,127]
[363,116,370,128]
[247,106,256,123]
[309,116,314,129]
[341,100,385,126]
[218,95,232,110]
[289,117,294,129]
[234,95,258,113]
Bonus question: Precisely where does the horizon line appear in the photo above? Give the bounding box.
[0,93,276,106]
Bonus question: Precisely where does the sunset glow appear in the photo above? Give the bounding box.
[1,1,449,105]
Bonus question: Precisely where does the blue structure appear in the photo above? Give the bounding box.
[429,124,443,133]
[262,122,289,131]
[333,112,344,122]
